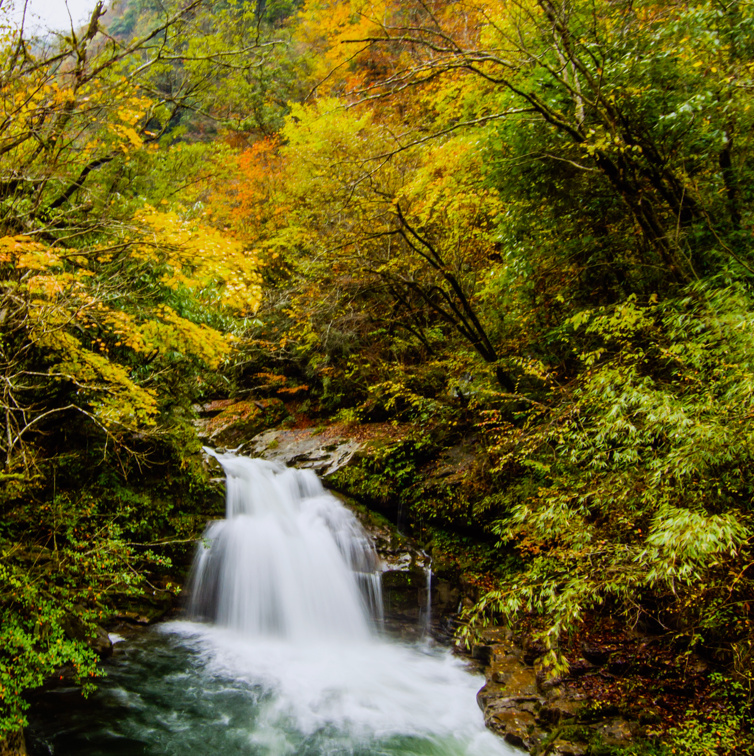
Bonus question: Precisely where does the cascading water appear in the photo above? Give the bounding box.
[26,452,519,756]
[422,564,433,637]
[187,452,383,639]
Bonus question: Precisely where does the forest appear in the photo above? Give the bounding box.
[0,0,753,753]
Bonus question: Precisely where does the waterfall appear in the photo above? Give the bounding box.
[188,451,383,641]
[152,451,518,756]
[27,451,518,755]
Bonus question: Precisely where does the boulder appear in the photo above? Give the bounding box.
[243,427,361,476]
[61,613,112,657]
[472,626,649,753]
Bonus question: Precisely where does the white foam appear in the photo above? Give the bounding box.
[163,621,515,753]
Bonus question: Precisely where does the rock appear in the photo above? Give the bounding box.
[471,626,656,753]
[535,656,564,693]
[537,699,581,725]
[61,613,112,657]
[484,704,539,750]
[472,644,495,665]
[480,626,513,644]
[434,580,461,613]
[607,656,632,675]
[489,658,540,698]
[478,653,548,750]
[581,642,612,665]
[113,611,153,624]
[549,739,588,756]
[596,717,635,744]
[88,625,113,656]
[382,569,424,621]
[568,658,597,677]
[195,398,289,448]
[523,636,547,665]
[112,590,174,625]
[242,427,362,477]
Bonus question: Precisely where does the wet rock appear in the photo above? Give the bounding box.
[483,702,540,751]
[382,569,424,621]
[61,613,112,657]
[89,625,113,656]
[242,427,362,477]
[476,648,549,751]
[434,581,461,612]
[489,659,539,698]
[472,626,655,753]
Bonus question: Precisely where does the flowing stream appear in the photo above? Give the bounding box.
[28,454,517,756]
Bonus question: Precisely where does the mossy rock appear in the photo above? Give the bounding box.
[112,591,174,624]
[199,399,290,448]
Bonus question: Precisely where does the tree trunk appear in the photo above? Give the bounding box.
[0,730,26,756]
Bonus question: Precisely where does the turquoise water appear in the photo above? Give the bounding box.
[27,623,517,756]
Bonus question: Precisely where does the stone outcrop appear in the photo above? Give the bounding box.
[196,396,365,477]
[243,427,362,477]
[195,398,290,449]
[473,627,642,755]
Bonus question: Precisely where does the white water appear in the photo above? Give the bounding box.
[179,452,517,756]
[189,453,382,639]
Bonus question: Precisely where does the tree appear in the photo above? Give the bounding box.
[232,0,754,699]
[0,0,266,740]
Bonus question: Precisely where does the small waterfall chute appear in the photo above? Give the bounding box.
[422,564,433,637]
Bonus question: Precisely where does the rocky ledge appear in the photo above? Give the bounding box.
[242,426,362,477]
[473,628,635,755]
[471,623,711,755]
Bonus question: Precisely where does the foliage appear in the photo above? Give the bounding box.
[458,284,754,676]
[205,0,754,725]
[5,0,754,746]
[0,0,265,735]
